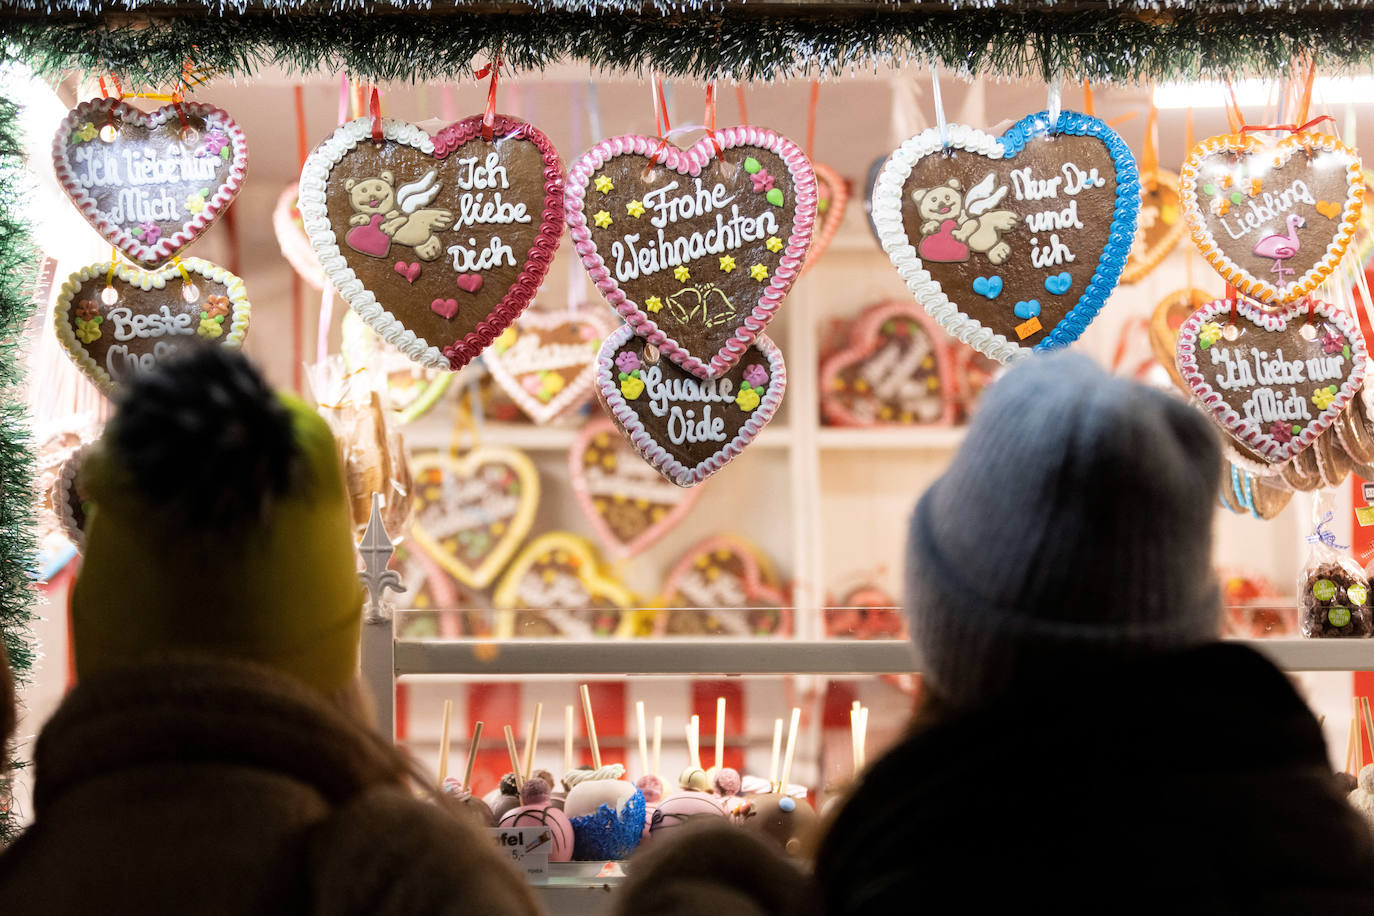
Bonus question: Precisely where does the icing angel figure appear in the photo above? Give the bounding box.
[911,175,1019,265]
[344,170,454,261]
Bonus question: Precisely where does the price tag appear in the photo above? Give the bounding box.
[1364,482,1374,502]
[489,827,551,884]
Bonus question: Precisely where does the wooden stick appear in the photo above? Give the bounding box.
[636,701,649,779]
[564,704,575,774]
[504,725,523,794]
[463,721,483,792]
[850,708,860,773]
[857,706,869,769]
[769,717,783,788]
[1357,700,1367,772]
[580,684,602,769]
[1361,697,1374,773]
[715,696,726,771]
[779,707,801,793]
[687,714,701,767]
[522,702,543,784]
[438,698,453,784]
[1349,716,1359,775]
[652,715,663,778]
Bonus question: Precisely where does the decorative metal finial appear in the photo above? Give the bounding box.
[358,492,405,623]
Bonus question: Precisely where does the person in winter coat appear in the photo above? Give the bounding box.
[0,347,541,915]
[815,352,1374,915]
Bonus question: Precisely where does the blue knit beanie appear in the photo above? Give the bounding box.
[907,352,1224,708]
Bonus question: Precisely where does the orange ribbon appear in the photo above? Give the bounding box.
[704,82,721,154]
[1240,115,1334,135]
[806,80,819,161]
[735,85,748,126]
[650,73,672,164]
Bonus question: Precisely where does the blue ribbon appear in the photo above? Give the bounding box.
[1307,511,1349,550]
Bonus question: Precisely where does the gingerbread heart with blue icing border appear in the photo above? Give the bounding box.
[872,110,1139,364]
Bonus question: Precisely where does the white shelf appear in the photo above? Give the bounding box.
[816,425,966,450]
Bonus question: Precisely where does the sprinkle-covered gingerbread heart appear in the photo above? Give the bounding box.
[484,308,614,424]
[299,114,563,371]
[801,162,850,275]
[570,417,702,560]
[873,111,1139,363]
[54,258,250,394]
[53,98,248,266]
[408,447,540,589]
[820,301,956,426]
[567,127,816,379]
[595,323,785,487]
[1176,298,1367,464]
[1181,131,1363,304]
[1121,170,1184,283]
[654,534,790,637]
[492,532,636,638]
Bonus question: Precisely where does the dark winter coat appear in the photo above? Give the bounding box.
[816,643,1374,915]
[0,658,541,915]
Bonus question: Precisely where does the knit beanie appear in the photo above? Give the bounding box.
[71,347,364,694]
[908,351,1223,709]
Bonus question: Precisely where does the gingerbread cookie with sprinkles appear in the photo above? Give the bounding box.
[567,127,817,379]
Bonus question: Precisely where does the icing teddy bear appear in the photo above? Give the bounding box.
[344,170,454,261]
[911,175,1019,266]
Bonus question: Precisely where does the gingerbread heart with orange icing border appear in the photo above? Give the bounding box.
[801,162,850,275]
[1180,131,1363,304]
[1121,169,1185,284]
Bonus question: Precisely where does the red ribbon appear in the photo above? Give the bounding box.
[477,51,503,140]
[650,73,672,164]
[369,87,383,142]
[704,82,721,154]
[1240,115,1334,136]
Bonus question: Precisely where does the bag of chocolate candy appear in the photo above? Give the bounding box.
[1299,510,1372,638]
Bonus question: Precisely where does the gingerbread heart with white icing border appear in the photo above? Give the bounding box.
[53,444,91,552]
[1176,297,1367,464]
[801,163,850,275]
[570,417,702,560]
[654,534,790,637]
[595,323,786,488]
[54,258,251,395]
[1181,132,1363,305]
[819,300,957,426]
[299,114,563,371]
[53,98,248,267]
[873,110,1139,364]
[567,127,816,380]
[492,531,637,639]
[408,447,540,589]
[484,308,615,424]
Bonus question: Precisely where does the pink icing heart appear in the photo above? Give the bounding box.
[456,274,484,294]
[431,298,460,320]
[394,261,422,284]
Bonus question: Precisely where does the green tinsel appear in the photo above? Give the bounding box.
[0,93,37,849]
[2,1,1374,86]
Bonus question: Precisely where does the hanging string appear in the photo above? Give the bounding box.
[1240,115,1334,136]
[1141,92,1159,191]
[1046,71,1063,129]
[1224,80,1246,132]
[806,80,819,160]
[735,85,749,125]
[105,246,118,292]
[929,65,949,147]
[586,81,603,140]
[476,49,503,140]
[704,81,721,154]
[650,72,673,164]
[353,79,365,121]
[292,84,309,393]
[369,87,383,142]
[1295,56,1318,128]
[1082,80,1094,118]
[98,74,121,98]
[169,256,193,288]
[338,75,350,124]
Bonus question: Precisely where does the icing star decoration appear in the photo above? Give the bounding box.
[765,237,783,253]
[749,264,769,281]
[645,295,663,313]
[594,210,613,229]
[674,266,691,283]
[594,175,615,193]
[627,200,646,218]
[719,255,737,273]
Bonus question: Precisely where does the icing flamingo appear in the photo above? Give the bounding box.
[1251,213,1305,286]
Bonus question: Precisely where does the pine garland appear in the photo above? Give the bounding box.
[0,93,38,848]
[3,2,1374,86]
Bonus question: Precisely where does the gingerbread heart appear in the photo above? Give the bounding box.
[1176,298,1368,464]
[53,98,248,266]
[54,258,250,394]
[873,110,1139,364]
[1181,131,1363,304]
[339,310,454,424]
[820,301,957,426]
[484,308,615,424]
[408,447,540,589]
[570,417,702,560]
[801,163,850,275]
[595,323,785,488]
[299,114,564,371]
[654,535,790,637]
[273,182,328,290]
[53,444,91,552]
[1149,288,1212,394]
[492,532,637,638]
[1121,170,1185,284]
[566,127,816,380]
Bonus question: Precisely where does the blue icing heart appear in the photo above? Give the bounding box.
[1044,272,1072,295]
[972,276,1003,299]
[1013,300,1041,320]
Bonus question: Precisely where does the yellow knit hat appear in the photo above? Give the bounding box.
[71,352,364,694]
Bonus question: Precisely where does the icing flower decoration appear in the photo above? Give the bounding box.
[1270,422,1293,444]
[72,122,98,144]
[615,351,641,374]
[620,374,645,400]
[199,129,228,157]
[1198,322,1223,349]
[743,364,768,388]
[203,294,230,319]
[1312,385,1339,410]
[74,316,102,344]
[735,386,761,412]
[750,169,775,194]
[197,313,225,339]
[185,189,210,215]
[1323,330,1346,355]
[75,299,100,321]
[645,296,663,313]
[138,221,162,244]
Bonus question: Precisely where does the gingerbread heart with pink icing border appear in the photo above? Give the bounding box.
[53,97,248,267]
[566,127,817,380]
